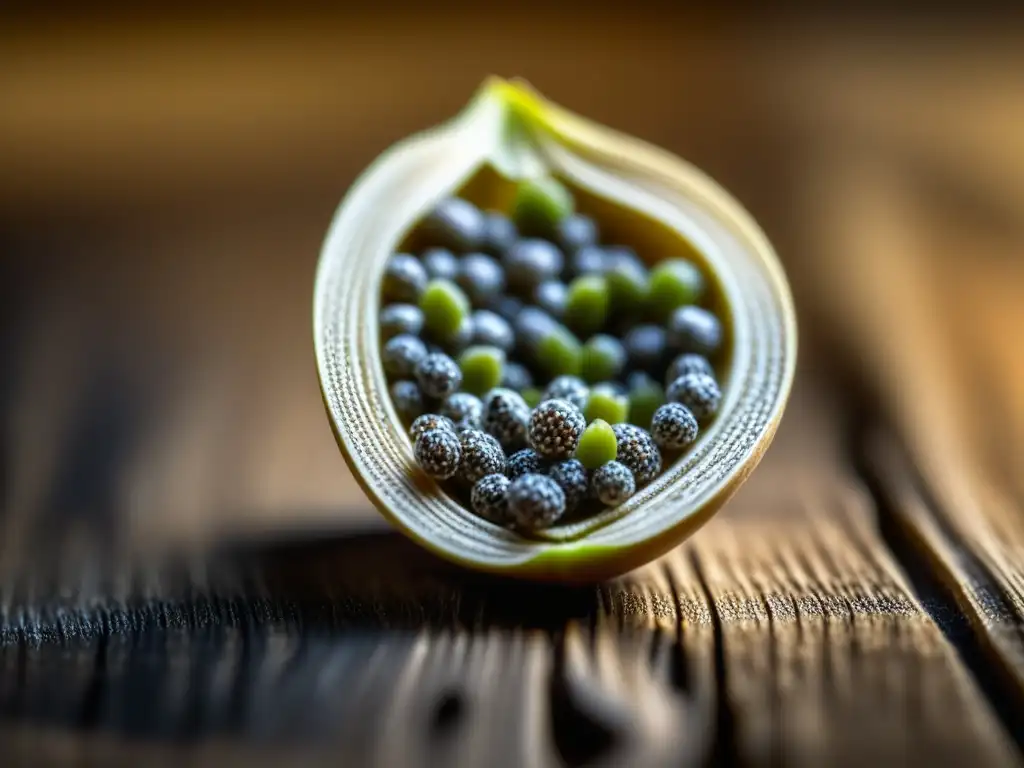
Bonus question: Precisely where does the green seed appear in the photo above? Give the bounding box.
[419,279,470,340]
[584,385,629,425]
[513,176,574,236]
[647,258,705,319]
[575,419,618,469]
[605,260,649,316]
[627,374,666,429]
[564,276,609,336]
[536,325,583,378]
[458,345,506,396]
[521,387,543,408]
[580,334,626,383]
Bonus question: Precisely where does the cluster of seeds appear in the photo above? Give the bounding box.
[379,176,726,534]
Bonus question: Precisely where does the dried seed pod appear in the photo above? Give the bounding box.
[315,78,796,583]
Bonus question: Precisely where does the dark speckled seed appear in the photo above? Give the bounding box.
[457,253,506,307]
[423,198,486,252]
[414,353,463,399]
[547,459,588,514]
[380,303,424,341]
[422,248,460,281]
[390,381,424,423]
[501,361,534,392]
[481,212,518,257]
[556,214,598,254]
[506,448,547,480]
[482,388,532,453]
[667,306,724,357]
[534,280,568,319]
[440,392,484,431]
[591,461,635,507]
[471,473,512,524]
[508,474,566,530]
[504,239,564,293]
[528,399,586,460]
[383,254,428,303]
[612,423,662,486]
[650,402,699,450]
[623,324,668,373]
[458,429,506,484]
[542,375,589,412]
[382,334,428,379]
[666,373,722,421]
[471,309,515,352]
[414,428,462,480]
[666,353,715,385]
[410,413,456,443]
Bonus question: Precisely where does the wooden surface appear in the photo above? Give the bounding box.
[2,12,1024,766]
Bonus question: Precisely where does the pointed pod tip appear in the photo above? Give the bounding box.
[475,76,548,123]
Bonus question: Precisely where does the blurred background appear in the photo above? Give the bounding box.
[2,7,1024,760]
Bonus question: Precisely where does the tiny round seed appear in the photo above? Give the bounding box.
[650,402,699,450]
[423,198,486,252]
[584,386,629,425]
[535,325,583,378]
[504,239,564,294]
[390,380,424,423]
[666,353,715,385]
[440,392,484,431]
[501,361,534,392]
[666,372,722,421]
[383,253,428,303]
[471,309,515,352]
[506,448,546,480]
[575,419,618,470]
[623,324,668,374]
[382,334,429,379]
[548,459,589,514]
[507,473,566,530]
[667,305,724,357]
[471,473,512,524]
[534,280,568,319]
[415,352,463,399]
[591,461,636,507]
[564,275,610,336]
[580,334,626,383]
[480,212,518,257]
[626,372,666,429]
[605,253,649,315]
[421,247,460,281]
[380,303,424,341]
[410,413,456,443]
[612,423,662,486]
[528,399,586,460]
[483,388,531,453]
[458,429,506,485]
[457,253,506,307]
[458,346,506,396]
[556,214,598,255]
[513,177,574,237]
[543,375,590,412]
[419,279,471,341]
[567,246,608,279]
[514,307,559,354]
[647,258,706,319]
[414,428,462,480]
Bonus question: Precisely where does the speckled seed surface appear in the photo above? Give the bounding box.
[471,473,512,525]
[440,392,484,431]
[414,429,462,480]
[482,388,531,453]
[667,372,722,421]
[409,413,456,443]
[506,448,546,480]
[507,474,566,530]
[457,429,506,485]
[528,399,586,460]
[415,353,463,400]
[547,459,589,513]
[612,423,662,486]
[650,402,699,450]
[591,461,636,507]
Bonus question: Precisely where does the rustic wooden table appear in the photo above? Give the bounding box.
[2,12,1023,766]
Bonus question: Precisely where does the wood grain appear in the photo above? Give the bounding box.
[2,13,1023,766]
